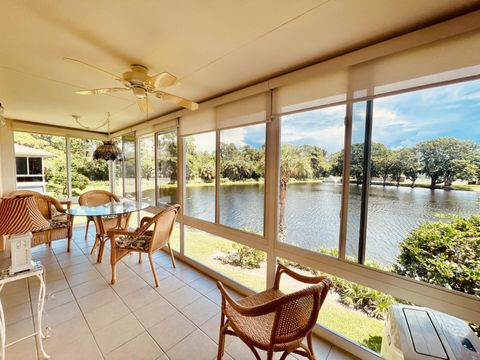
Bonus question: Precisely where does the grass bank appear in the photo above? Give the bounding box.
[183,228,383,350]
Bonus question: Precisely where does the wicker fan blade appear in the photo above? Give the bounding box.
[137,98,154,113]
[146,72,177,89]
[155,91,199,111]
[64,57,123,82]
[76,88,129,95]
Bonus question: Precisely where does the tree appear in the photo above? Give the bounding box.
[330,144,365,185]
[157,132,178,183]
[394,215,480,297]
[279,144,312,241]
[298,145,330,179]
[371,143,392,185]
[417,137,478,189]
[220,143,264,181]
[390,148,419,187]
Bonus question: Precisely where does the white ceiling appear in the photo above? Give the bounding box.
[1,0,478,133]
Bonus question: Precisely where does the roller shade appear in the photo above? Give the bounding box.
[179,108,215,136]
[274,30,480,115]
[349,30,480,97]
[273,69,348,115]
[216,93,268,129]
[179,93,269,136]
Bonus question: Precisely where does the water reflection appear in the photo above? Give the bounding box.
[185,183,479,266]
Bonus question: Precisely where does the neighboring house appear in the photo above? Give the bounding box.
[14,144,54,193]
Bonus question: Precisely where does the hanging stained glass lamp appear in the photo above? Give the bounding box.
[91,112,124,161]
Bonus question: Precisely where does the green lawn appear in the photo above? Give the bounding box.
[183,227,383,351]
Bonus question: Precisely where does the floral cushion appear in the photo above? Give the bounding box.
[34,219,70,232]
[47,219,70,229]
[115,234,152,251]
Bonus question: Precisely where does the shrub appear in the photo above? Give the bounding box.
[394,215,480,296]
[218,243,265,269]
[395,215,480,336]
[317,248,395,320]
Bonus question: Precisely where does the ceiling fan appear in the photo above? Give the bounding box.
[64,57,199,112]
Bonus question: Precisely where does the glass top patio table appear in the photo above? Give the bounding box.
[65,200,150,217]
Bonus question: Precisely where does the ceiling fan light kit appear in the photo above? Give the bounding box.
[65,58,198,113]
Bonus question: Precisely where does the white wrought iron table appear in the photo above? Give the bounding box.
[0,261,49,359]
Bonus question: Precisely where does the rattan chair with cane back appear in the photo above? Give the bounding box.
[216,263,331,360]
[78,190,130,262]
[107,204,180,287]
[8,190,73,251]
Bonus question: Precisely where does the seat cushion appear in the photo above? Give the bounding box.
[36,218,70,231]
[115,234,152,251]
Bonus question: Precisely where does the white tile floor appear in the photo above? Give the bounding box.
[1,226,357,360]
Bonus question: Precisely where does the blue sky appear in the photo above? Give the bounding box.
[194,79,480,154]
[286,79,480,153]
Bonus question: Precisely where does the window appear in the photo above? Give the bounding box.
[139,134,155,205]
[157,131,178,205]
[123,133,136,200]
[279,106,345,255]
[219,124,266,234]
[185,226,266,292]
[184,132,216,222]
[14,132,67,197]
[346,80,480,299]
[112,136,124,197]
[16,157,28,174]
[70,138,109,196]
[28,158,42,175]
[345,102,368,262]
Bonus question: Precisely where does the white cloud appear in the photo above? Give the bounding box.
[192,132,216,152]
[221,127,247,147]
[282,125,345,153]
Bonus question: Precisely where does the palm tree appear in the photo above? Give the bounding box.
[279,144,312,241]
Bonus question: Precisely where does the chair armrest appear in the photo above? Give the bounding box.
[107,229,136,239]
[217,281,284,317]
[139,216,153,228]
[273,263,328,289]
[60,200,72,210]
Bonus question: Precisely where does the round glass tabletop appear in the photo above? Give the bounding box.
[66,200,150,217]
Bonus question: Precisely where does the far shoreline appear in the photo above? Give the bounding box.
[153,178,480,192]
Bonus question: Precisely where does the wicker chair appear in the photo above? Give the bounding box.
[216,264,331,360]
[78,190,130,262]
[107,204,180,287]
[7,190,73,251]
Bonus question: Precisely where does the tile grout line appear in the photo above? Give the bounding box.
[52,233,109,359]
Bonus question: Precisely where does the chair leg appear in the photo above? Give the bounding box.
[97,237,106,263]
[148,253,159,287]
[217,320,228,360]
[279,352,290,360]
[90,235,99,255]
[307,332,316,360]
[67,222,73,253]
[167,242,176,268]
[111,263,117,284]
[139,253,142,264]
[249,345,262,360]
[84,219,90,241]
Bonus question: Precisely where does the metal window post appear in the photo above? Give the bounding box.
[66,137,72,199]
[358,100,373,264]
[338,103,353,260]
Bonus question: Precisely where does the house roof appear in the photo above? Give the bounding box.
[14,144,55,158]
[1,1,479,133]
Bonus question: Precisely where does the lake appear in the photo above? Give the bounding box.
[185,182,480,266]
